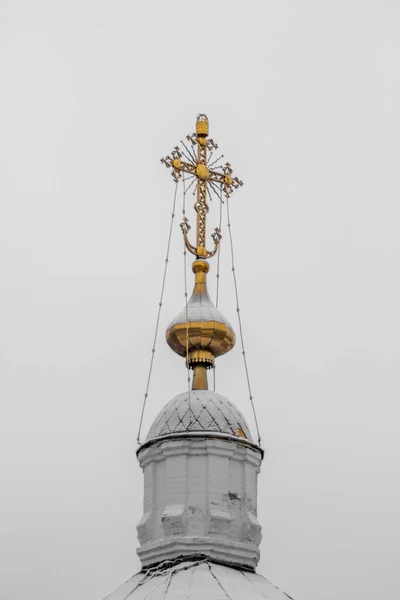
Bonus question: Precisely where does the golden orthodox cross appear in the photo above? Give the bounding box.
[161,114,243,259]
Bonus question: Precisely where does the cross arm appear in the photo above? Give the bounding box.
[161,147,196,182]
[208,163,243,198]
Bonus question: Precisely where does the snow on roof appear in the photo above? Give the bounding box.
[146,390,253,442]
[103,560,294,600]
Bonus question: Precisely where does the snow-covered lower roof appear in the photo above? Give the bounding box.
[103,560,294,600]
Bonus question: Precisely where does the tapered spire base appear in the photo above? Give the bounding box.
[192,364,209,390]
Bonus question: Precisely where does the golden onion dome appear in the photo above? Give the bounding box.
[166,259,235,389]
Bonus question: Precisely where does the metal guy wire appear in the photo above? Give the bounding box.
[136,181,179,445]
[213,185,223,392]
[182,175,191,410]
[226,197,262,446]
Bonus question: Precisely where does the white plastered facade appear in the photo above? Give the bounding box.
[136,434,262,570]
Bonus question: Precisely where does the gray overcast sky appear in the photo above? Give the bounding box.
[1,2,400,599]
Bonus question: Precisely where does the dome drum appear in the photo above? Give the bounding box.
[136,434,263,571]
[134,391,263,571]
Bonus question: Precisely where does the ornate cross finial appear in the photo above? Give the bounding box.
[161,114,243,259]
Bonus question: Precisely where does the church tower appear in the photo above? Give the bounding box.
[103,116,294,599]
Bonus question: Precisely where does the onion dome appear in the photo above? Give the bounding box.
[166,259,235,390]
[146,390,253,443]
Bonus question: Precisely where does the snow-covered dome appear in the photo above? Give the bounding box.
[104,560,292,600]
[146,390,253,443]
[168,291,234,330]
